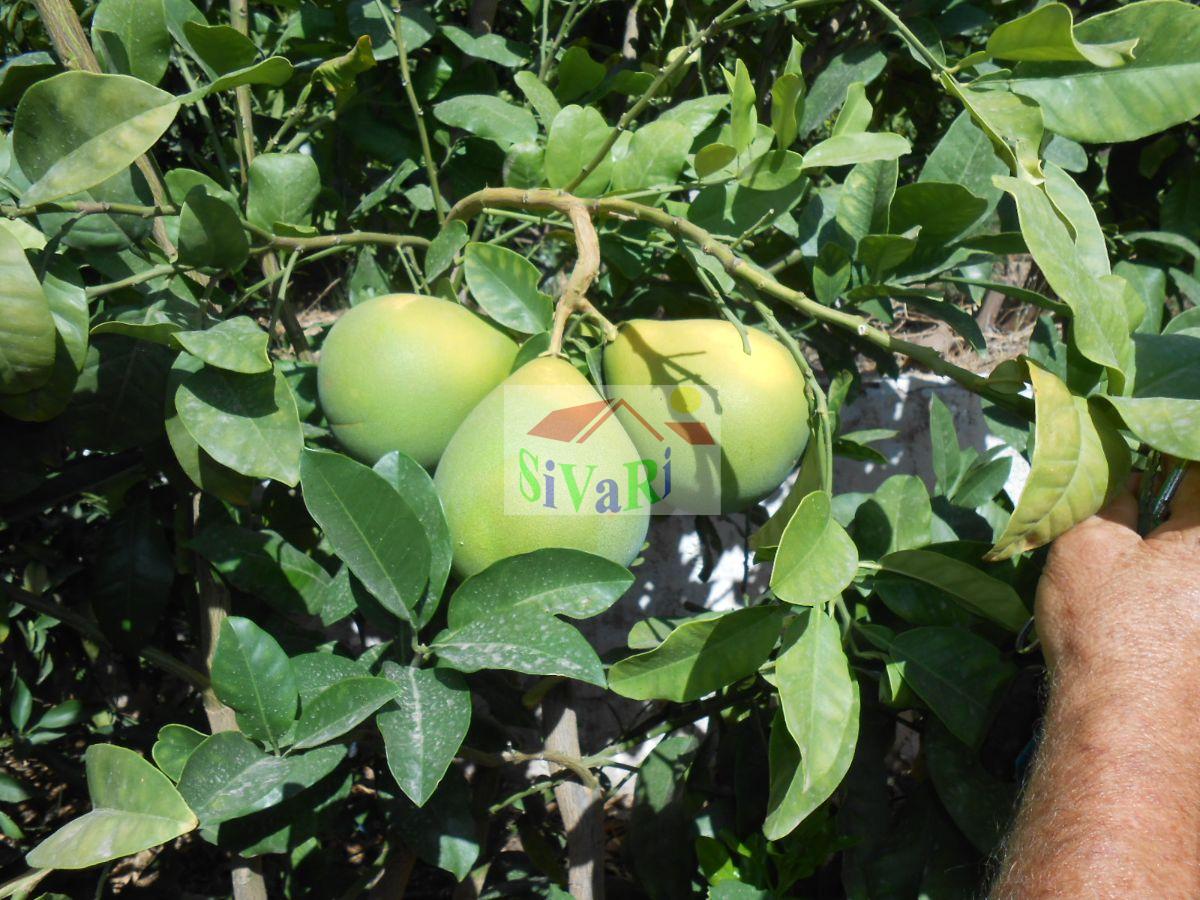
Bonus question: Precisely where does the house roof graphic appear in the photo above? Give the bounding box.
[527,399,715,446]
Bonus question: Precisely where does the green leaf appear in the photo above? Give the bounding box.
[919,112,1006,216]
[948,81,1044,182]
[373,451,452,625]
[988,2,1138,68]
[0,52,58,106]
[889,627,1014,747]
[737,150,806,191]
[880,549,1027,631]
[608,606,786,702]
[771,492,858,605]
[246,152,319,232]
[393,771,479,880]
[555,46,606,102]
[25,745,197,869]
[1004,0,1200,143]
[770,72,805,149]
[14,72,179,206]
[201,56,294,95]
[300,448,431,623]
[727,59,757,153]
[924,722,1017,854]
[851,475,932,558]
[91,0,172,85]
[441,24,526,67]
[431,610,606,686]
[799,46,887,136]
[836,159,897,242]
[164,356,257,505]
[211,617,298,747]
[377,665,471,806]
[292,653,368,707]
[1105,332,1200,459]
[0,228,55,395]
[433,94,536,150]
[514,69,561,126]
[889,182,988,249]
[91,498,174,649]
[1042,163,1109,277]
[424,220,469,281]
[175,365,303,485]
[175,186,249,271]
[181,21,255,76]
[988,363,1131,559]
[776,610,856,783]
[152,724,206,782]
[175,317,270,375]
[831,82,872,136]
[763,688,859,840]
[998,177,1132,377]
[177,732,292,826]
[291,676,400,750]
[545,104,612,196]
[314,35,376,107]
[446,548,633,628]
[801,133,910,170]
[462,242,553,334]
[71,335,173,451]
[611,120,691,193]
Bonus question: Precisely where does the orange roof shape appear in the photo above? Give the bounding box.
[528,399,715,446]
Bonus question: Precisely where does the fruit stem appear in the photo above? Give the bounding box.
[546,203,618,355]
[446,188,1029,418]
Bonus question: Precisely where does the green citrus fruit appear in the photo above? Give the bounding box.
[434,356,650,578]
[603,318,810,512]
[317,294,517,466]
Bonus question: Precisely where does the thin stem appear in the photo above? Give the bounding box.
[538,0,583,80]
[264,82,313,154]
[446,188,1029,416]
[176,56,233,183]
[229,0,257,181]
[382,1,446,223]
[267,249,302,340]
[860,0,947,72]
[86,263,190,299]
[562,0,753,193]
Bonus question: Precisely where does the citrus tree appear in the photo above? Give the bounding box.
[1,0,1198,896]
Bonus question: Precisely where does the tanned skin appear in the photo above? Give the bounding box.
[992,470,1200,899]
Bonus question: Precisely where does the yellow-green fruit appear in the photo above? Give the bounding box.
[317,294,518,466]
[603,318,810,513]
[435,356,650,578]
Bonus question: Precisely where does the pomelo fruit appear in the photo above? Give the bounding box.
[317,294,517,466]
[434,356,650,578]
[603,318,810,513]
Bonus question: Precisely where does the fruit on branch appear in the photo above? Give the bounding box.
[317,294,518,466]
[603,318,810,513]
[435,356,650,578]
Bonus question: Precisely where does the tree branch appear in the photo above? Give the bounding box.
[446,188,1029,415]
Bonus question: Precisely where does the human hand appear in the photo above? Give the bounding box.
[1035,467,1200,683]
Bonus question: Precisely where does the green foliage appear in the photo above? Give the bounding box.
[2,0,1197,894]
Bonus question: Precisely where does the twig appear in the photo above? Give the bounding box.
[561,0,753,193]
[445,188,1030,416]
[382,1,447,223]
